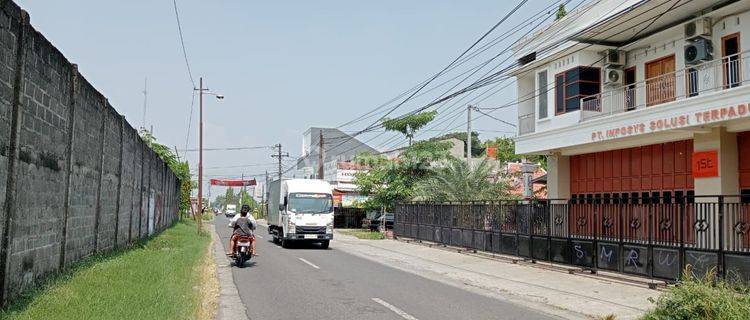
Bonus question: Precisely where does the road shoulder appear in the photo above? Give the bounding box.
[209,221,250,320]
[333,231,659,320]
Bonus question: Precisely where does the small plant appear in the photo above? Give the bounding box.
[642,267,750,320]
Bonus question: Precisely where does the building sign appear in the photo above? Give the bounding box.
[590,103,750,142]
[692,151,719,178]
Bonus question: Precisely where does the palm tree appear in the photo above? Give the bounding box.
[412,158,511,202]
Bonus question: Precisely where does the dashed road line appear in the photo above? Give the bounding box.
[298,257,320,269]
[372,298,419,320]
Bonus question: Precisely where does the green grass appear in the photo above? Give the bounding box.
[642,268,750,320]
[338,229,386,240]
[0,220,211,320]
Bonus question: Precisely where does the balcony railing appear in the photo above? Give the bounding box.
[580,51,750,122]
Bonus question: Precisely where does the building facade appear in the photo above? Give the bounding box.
[512,0,750,201]
[509,0,750,280]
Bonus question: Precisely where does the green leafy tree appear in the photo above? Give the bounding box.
[412,157,512,202]
[224,188,237,207]
[382,111,437,146]
[555,4,567,20]
[140,129,191,217]
[354,140,451,211]
[484,136,547,169]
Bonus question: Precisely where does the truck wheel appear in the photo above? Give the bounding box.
[320,240,330,249]
[281,238,290,248]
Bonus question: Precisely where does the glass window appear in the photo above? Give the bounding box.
[554,66,601,114]
[288,193,333,214]
[538,71,548,119]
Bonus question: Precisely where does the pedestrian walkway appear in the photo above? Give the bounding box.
[334,231,660,320]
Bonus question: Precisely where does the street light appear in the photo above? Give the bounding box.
[196,77,223,233]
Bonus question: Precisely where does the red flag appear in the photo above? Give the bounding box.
[210,178,257,187]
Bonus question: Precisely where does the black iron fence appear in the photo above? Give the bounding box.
[394,196,750,283]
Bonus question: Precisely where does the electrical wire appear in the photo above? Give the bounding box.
[172,0,195,88]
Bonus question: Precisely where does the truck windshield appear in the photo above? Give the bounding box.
[288,193,333,214]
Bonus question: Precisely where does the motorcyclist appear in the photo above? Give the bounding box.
[228,205,257,257]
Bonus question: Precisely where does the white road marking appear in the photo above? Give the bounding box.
[372,298,419,320]
[298,257,320,269]
[256,235,263,239]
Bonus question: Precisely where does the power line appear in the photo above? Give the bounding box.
[330,0,531,153]
[172,0,195,88]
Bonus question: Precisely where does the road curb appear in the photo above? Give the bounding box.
[209,222,250,320]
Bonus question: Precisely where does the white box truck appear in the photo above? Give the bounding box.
[224,204,237,218]
[268,179,334,248]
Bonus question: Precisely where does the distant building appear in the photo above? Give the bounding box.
[291,127,377,179]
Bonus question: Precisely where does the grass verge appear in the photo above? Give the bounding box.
[0,220,213,320]
[338,229,386,240]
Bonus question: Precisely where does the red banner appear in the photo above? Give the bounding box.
[210,178,257,187]
[486,147,497,159]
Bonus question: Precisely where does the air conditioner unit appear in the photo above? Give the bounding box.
[684,17,712,40]
[685,38,713,65]
[603,49,626,67]
[604,68,624,86]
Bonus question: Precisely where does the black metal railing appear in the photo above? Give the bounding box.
[394,196,750,284]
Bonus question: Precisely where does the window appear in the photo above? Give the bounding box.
[537,71,548,119]
[555,66,601,114]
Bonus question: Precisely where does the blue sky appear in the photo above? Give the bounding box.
[16,0,571,194]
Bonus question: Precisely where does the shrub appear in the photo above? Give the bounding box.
[642,268,750,320]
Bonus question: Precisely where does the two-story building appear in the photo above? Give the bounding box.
[513,0,750,202]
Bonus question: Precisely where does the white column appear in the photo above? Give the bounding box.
[693,127,739,197]
[547,153,571,199]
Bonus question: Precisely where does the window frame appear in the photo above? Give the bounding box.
[537,70,548,119]
[554,66,602,115]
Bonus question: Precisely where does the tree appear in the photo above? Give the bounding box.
[353,140,451,211]
[224,187,237,206]
[140,129,192,218]
[412,157,512,202]
[484,137,547,169]
[382,111,437,146]
[555,4,567,20]
[429,131,483,157]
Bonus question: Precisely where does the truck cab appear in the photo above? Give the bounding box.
[268,179,334,248]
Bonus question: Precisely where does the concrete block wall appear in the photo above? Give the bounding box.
[0,0,181,304]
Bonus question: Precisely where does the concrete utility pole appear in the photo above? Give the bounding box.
[318,130,324,179]
[467,105,473,167]
[271,143,290,180]
[195,77,224,233]
[197,77,204,232]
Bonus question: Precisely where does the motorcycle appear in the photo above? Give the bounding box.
[233,235,254,268]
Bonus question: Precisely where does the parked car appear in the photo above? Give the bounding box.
[362,212,393,231]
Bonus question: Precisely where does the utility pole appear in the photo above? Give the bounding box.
[271,143,289,180]
[197,77,204,232]
[467,105,473,167]
[318,130,324,179]
[264,170,269,219]
[238,173,245,210]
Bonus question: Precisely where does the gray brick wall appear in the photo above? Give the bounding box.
[0,1,181,304]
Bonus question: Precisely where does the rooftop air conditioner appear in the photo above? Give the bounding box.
[685,17,712,40]
[685,38,713,65]
[603,49,626,67]
[604,68,624,86]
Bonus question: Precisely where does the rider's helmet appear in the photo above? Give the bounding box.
[241,204,251,213]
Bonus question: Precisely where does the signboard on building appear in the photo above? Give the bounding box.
[692,150,719,178]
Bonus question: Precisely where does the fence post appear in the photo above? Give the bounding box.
[592,197,599,274]
[59,63,78,270]
[113,115,125,248]
[718,195,725,279]
[678,195,685,279]
[93,98,107,252]
[0,9,29,305]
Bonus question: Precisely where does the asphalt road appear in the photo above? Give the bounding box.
[215,216,557,320]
